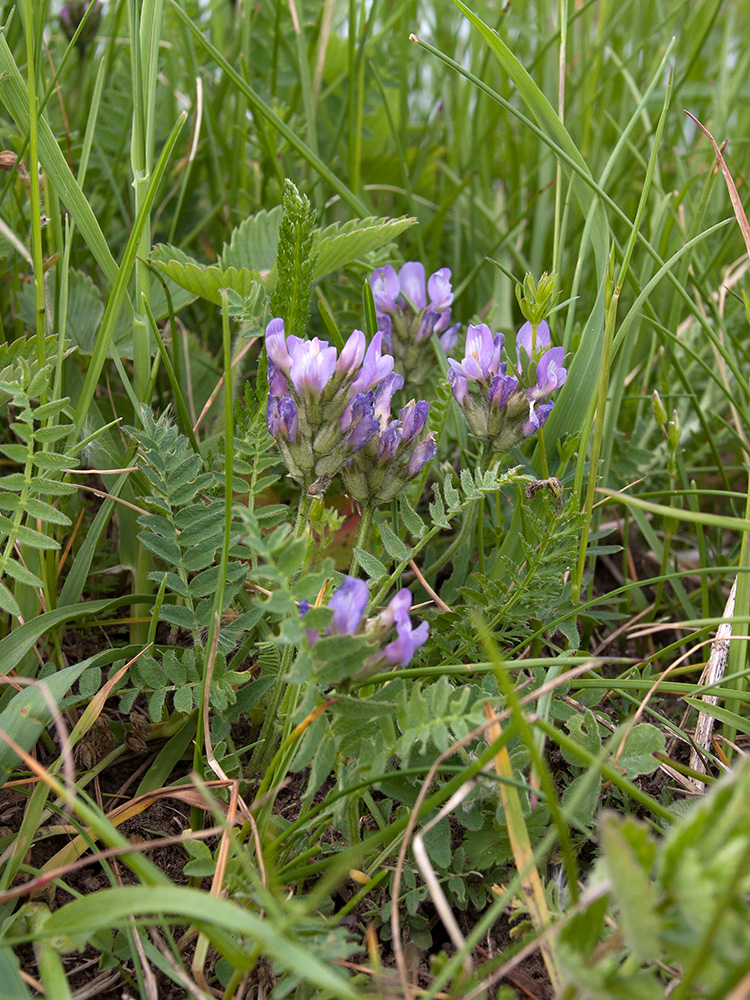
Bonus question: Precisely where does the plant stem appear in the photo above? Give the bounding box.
[350,502,375,577]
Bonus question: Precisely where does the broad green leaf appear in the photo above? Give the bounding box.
[218,206,283,273]
[150,244,264,306]
[378,521,410,563]
[615,724,666,777]
[41,886,361,999]
[312,215,417,281]
[352,547,388,581]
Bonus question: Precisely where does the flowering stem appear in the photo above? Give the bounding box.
[477,497,485,576]
[294,487,313,538]
[350,502,375,577]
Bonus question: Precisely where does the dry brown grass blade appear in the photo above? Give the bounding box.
[39,778,240,874]
[685,111,750,260]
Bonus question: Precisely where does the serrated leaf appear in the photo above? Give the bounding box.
[3,558,43,588]
[13,523,59,549]
[311,633,370,685]
[24,496,71,526]
[460,468,481,499]
[218,206,282,272]
[352,547,388,580]
[159,604,199,631]
[379,521,410,563]
[150,244,264,306]
[33,452,75,472]
[312,216,416,281]
[0,581,21,616]
[399,496,425,537]
[615,723,666,776]
[173,683,194,714]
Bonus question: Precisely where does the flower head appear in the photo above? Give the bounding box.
[368,261,459,380]
[265,318,396,489]
[447,317,567,454]
[305,578,430,681]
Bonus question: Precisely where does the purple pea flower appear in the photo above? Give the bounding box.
[400,399,429,443]
[398,262,428,310]
[406,434,437,476]
[287,336,338,396]
[529,347,567,400]
[370,265,400,313]
[521,400,555,438]
[264,317,399,489]
[373,373,405,428]
[267,395,298,443]
[378,588,413,629]
[328,577,369,635]
[448,324,504,382]
[516,320,551,365]
[340,393,379,452]
[335,328,367,376]
[427,268,453,311]
[488,373,518,412]
[369,262,459,380]
[383,616,430,666]
[439,323,460,354]
[350,331,395,394]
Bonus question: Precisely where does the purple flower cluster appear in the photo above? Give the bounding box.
[305,576,429,673]
[341,373,437,504]
[369,262,460,381]
[265,318,394,490]
[448,320,567,453]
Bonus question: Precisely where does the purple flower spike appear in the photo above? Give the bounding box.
[350,331,395,394]
[406,433,437,476]
[516,320,551,365]
[428,268,453,311]
[373,373,405,428]
[340,393,378,451]
[336,328,366,375]
[288,337,338,396]
[328,577,369,635]
[400,399,429,443]
[398,262,427,309]
[370,266,400,313]
[383,617,430,666]
[530,346,567,399]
